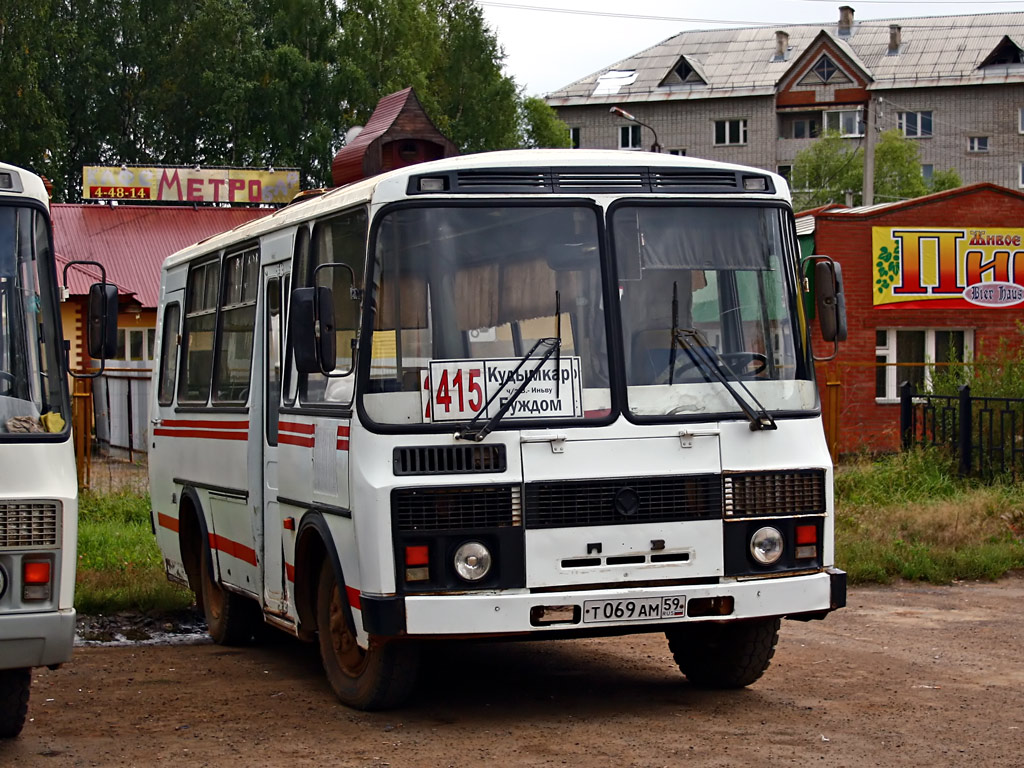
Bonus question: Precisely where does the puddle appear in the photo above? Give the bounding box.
[75,612,212,647]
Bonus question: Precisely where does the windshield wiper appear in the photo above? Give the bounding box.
[456,291,563,442]
[671,327,777,431]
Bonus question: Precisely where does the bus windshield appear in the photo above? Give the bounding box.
[362,204,611,427]
[612,203,816,419]
[0,205,66,437]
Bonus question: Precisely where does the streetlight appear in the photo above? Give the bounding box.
[609,106,662,153]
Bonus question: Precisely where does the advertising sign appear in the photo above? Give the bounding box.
[82,166,300,204]
[872,227,1024,309]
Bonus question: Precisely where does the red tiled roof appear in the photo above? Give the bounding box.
[52,204,272,307]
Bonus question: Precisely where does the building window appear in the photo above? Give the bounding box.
[619,125,642,150]
[714,119,747,146]
[1019,107,1024,133]
[812,56,840,83]
[777,165,792,180]
[569,127,580,149]
[921,164,934,183]
[666,148,686,156]
[875,329,973,401]
[114,328,155,362]
[824,109,863,137]
[1020,163,1024,188]
[968,137,989,153]
[898,110,933,138]
[791,118,820,139]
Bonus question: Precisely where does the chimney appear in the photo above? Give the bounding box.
[775,30,790,60]
[838,5,854,37]
[888,24,902,54]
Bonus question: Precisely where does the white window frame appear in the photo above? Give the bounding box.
[897,110,933,138]
[824,109,864,137]
[875,328,974,402]
[115,327,156,362]
[666,148,687,156]
[714,119,747,146]
[619,125,642,150]
[968,136,989,153]
[1020,162,1024,188]
[1018,107,1024,133]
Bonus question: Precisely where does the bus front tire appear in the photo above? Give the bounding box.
[200,552,261,645]
[666,617,780,688]
[0,667,31,739]
[316,560,418,711]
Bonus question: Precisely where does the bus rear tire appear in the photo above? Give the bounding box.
[200,552,262,645]
[0,667,31,738]
[666,617,780,689]
[316,560,418,710]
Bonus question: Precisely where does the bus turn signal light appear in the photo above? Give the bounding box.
[795,524,818,560]
[23,561,51,601]
[405,545,430,582]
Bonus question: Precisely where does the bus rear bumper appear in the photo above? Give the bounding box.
[398,570,840,637]
[0,608,76,669]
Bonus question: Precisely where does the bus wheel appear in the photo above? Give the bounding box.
[666,617,780,688]
[316,560,418,710]
[200,551,261,645]
[0,667,31,738]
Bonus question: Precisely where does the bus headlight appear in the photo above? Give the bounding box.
[453,541,492,582]
[749,527,784,565]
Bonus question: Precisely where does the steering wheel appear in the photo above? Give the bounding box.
[656,351,767,384]
[0,370,13,395]
[717,351,768,377]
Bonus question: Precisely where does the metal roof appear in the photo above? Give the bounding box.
[546,11,1024,105]
[53,204,272,306]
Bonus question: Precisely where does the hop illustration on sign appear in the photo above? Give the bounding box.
[875,243,901,293]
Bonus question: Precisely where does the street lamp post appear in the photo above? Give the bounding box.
[609,106,662,153]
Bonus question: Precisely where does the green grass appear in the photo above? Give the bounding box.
[72,450,1024,614]
[76,490,193,615]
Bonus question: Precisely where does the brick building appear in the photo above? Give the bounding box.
[546,6,1024,193]
[804,183,1024,454]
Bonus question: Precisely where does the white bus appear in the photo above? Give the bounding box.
[0,162,117,737]
[150,150,847,710]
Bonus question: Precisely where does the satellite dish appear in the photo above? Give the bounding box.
[345,126,364,145]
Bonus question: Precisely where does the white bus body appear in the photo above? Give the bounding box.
[150,150,846,710]
[0,163,77,737]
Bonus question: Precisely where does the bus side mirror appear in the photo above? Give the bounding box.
[290,286,335,374]
[87,282,118,359]
[814,260,847,343]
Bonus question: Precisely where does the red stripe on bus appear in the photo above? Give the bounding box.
[153,428,250,441]
[208,533,259,567]
[279,421,315,434]
[337,425,350,451]
[285,562,295,583]
[346,586,361,609]
[160,419,249,430]
[157,513,179,532]
[279,433,315,448]
[337,439,349,451]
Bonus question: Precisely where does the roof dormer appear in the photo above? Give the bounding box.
[659,56,707,87]
[979,35,1024,67]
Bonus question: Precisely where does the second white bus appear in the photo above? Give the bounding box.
[150,149,847,710]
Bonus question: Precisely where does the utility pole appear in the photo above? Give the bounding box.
[862,96,877,206]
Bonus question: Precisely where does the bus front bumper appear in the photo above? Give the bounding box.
[366,569,845,637]
[0,608,76,669]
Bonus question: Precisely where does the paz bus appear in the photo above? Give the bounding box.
[149,149,847,710]
[0,162,117,737]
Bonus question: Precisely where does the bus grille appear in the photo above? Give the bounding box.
[393,445,507,476]
[393,485,521,531]
[723,470,826,517]
[524,475,722,529]
[0,501,60,548]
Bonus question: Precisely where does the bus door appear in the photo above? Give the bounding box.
[260,262,290,615]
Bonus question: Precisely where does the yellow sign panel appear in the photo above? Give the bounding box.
[872,227,1024,309]
[82,166,300,204]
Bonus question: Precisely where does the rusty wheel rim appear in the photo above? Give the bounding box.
[329,584,368,677]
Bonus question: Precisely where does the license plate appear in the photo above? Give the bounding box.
[582,595,686,623]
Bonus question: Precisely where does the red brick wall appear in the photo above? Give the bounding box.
[811,185,1024,454]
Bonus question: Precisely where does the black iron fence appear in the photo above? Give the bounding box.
[900,382,1024,480]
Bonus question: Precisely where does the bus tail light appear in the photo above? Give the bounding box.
[23,561,52,601]
[795,524,818,560]
[405,545,430,582]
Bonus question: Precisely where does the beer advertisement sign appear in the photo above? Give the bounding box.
[872,227,1024,309]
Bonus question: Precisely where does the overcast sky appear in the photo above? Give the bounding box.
[477,0,1024,96]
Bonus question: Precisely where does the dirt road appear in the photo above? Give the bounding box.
[4,575,1024,767]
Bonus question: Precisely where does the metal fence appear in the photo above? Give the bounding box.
[900,382,1024,480]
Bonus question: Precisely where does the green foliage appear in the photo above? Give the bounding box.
[930,324,1024,400]
[520,97,572,149]
[791,129,962,211]
[5,0,540,199]
[874,242,901,295]
[76,490,193,613]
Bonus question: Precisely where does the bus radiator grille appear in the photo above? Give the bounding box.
[0,501,60,548]
[723,470,826,517]
[392,485,521,531]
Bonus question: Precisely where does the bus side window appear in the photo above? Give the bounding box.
[178,258,220,404]
[212,248,259,404]
[266,277,282,445]
[302,208,367,405]
[283,229,307,407]
[157,303,181,406]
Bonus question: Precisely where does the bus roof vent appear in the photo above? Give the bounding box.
[554,169,646,192]
[652,169,743,191]
[393,444,508,476]
[455,169,549,191]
